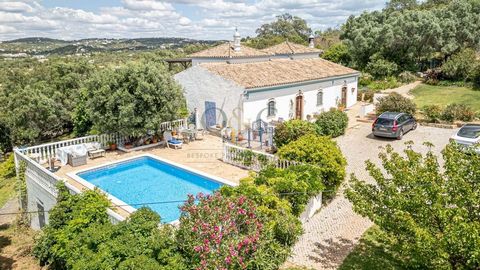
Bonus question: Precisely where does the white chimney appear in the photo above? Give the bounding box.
[308,34,315,48]
[233,27,241,52]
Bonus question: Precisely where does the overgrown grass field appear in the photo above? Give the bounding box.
[410,84,480,112]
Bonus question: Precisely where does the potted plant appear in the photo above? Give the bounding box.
[123,138,133,149]
[108,141,117,151]
[152,135,158,144]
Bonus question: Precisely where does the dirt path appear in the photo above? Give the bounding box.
[381,81,422,99]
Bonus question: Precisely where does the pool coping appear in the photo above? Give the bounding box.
[66,153,238,223]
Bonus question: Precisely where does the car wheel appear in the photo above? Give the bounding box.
[397,129,404,140]
[412,122,417,130]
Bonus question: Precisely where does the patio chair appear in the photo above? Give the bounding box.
[163,131,183,149]
[85,142,106,159]
[188,124,200,140]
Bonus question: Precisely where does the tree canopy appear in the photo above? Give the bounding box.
[244,13,312,49]
[85,62,186,136]
[347,142,480,269]
[341,0,480,71]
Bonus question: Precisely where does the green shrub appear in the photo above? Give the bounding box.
[366,56,398,79]
[315,109,348,138]
[441,103,476,122]
[398,71,417,83]
[273,120,316,148]
[359,73,374,88]
[219,177,301,269]
[358,89,378,103]
[422,105,443,123]
[473,64,480,90]
[277,134,347,197]
[34,184,186,270]
[441,104,457,122]
[367,77,400,91]
[436,80,473,88]
[441,103,475,122]
[441,48,477,81]
[321,42,351,65]
[456,104,476,122]
[375,92,417,115]
[0,155,16,180]
[424,69,443,85]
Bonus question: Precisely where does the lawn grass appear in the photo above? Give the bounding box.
[339,226,405,270]
[410,84,480,112]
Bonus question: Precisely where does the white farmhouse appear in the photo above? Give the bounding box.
[174,30,360,132]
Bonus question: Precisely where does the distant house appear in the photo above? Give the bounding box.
[174,30,360,132]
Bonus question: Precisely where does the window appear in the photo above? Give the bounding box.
[267,99,276,117]
[317,90,323,106]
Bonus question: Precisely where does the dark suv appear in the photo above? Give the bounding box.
[372,112,417,139]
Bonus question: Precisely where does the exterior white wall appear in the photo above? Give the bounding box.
[174,65,245,131]
[243,75,358,126]
[26,176,57,230]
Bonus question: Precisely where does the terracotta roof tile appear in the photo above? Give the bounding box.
[261,41,322,55]
[188,42,270,58]
[201,58,359,89]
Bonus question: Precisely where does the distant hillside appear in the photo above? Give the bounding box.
[0,37,218,57]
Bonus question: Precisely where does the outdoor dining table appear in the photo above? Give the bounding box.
[180,128,196,142]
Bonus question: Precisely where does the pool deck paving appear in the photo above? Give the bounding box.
[51,134,249,218]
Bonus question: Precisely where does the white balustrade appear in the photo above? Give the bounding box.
[222,143,300,171]
[17,118,187,164]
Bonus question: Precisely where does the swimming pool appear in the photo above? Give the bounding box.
[70,154,232,223]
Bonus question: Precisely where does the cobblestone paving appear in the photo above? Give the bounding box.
[288,123,456,269]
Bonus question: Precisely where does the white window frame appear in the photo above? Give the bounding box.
[267,99,276,117]
[317,90,323,106]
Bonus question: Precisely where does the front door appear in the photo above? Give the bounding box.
[295,95,303,119]
[341,86,347,107]
[204,101,216,128]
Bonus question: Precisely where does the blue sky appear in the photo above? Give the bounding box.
[0,0,387,41]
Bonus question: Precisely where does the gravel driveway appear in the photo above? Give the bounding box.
[288,122,457,269]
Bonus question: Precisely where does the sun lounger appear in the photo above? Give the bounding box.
[163,131,183,149]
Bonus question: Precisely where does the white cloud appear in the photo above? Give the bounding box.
[48,7,118,24]
[0,0,387,40]
[0,25,16,33]
[0,1,33,12]
[122,0,174,11]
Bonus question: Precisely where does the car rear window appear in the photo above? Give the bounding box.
[376,118,394,126]
[458,126,480,139]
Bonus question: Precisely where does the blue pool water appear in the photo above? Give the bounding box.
[77,156,223,222]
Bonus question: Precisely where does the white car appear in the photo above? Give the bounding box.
[450,124,480,154]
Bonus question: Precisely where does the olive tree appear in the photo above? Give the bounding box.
[86,62,186,136]
[347,142,480,269]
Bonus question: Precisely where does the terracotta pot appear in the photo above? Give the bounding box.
[109,143,117,151]
[125,144,133,149]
